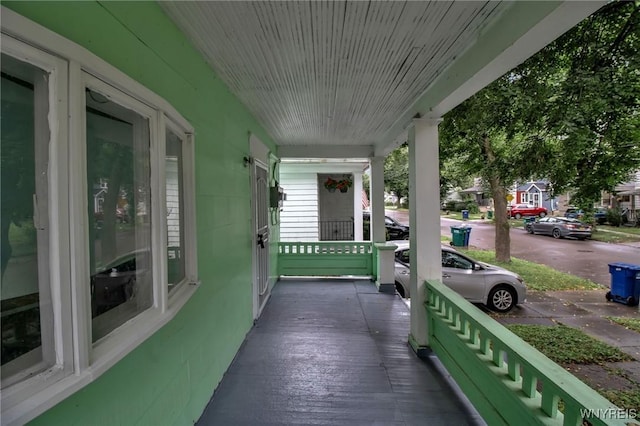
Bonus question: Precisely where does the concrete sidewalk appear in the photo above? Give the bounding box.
[495,289,639,359]
[493,288,640,391]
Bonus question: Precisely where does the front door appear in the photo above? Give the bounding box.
[532,192,540,207]
[253,161,270,316]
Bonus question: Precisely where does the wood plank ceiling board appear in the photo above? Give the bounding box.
[159,1,583,153]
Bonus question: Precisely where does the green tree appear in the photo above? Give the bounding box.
[384,144,409,208]
[440,86,523,261]
[440,1,639,262]
[526,1,640,207]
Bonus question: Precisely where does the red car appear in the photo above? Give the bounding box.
[508,203,548,219]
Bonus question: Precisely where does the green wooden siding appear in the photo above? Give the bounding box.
[4,2,277,425]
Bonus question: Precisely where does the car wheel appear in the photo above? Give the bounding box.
[487,286,516,313]
[539,211,546,218]
[552,228,562,239]
[514,213,522,219]
[402,233,410,240]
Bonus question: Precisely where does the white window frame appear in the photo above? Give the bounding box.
[1,31,73,416]
[1,8,199,425]
[161,117,197,306]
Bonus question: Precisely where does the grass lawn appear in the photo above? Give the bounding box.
[507,324,633,364]
[590,228,640,244]
[606,317,640,333]
[598,225,640,236]
[459,248,600,291]
[8,221,37,257]
[440,211,485,221]
[507,324,639,411]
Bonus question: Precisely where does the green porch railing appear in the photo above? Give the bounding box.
[278,242,373,276]
[425,279,627,426]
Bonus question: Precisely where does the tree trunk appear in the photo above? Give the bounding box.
[101,154,126,262]
[481,135,511,262]
[491,183,511,262]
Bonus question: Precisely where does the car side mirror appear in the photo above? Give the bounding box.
[474,264,482,271]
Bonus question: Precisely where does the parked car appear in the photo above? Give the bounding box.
[564,207,584,219]
[91,249,150,316]
[565,207,607,224]
[392,241,527,312]
[508,204,547,219]
[594,208,607,224]
[363,211,409,240]
[526,217,592,240]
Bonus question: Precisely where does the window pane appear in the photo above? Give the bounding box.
[86,88,152,342]
[166,130,185,290]
[1,54,52,385]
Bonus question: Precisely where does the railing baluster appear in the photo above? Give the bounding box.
[278,241,374,276]
[541,390,559,418]
[521,370,537,398]
[492,344,503,368]
[424,278,627,426]
[479,334,489,355]
[561,402,581,426]
[507,356,520,382]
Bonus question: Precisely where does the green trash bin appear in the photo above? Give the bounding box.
[487,210,493,220]
[450,226,466,247]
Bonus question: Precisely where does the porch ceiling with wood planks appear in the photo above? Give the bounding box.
[160,1,603,157]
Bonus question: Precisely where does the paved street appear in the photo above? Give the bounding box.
[386,210,640,289]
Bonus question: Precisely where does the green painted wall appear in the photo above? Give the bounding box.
[4,2,278,424]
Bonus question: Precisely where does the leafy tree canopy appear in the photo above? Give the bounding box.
[384,144,409,207]
[439,1,640,261]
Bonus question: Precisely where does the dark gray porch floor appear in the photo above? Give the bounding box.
[197,279,485,426]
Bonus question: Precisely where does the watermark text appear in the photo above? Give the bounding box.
[580,408,638,420]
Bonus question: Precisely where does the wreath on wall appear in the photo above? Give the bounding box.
[324,176,353,193]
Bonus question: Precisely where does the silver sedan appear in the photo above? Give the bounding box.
[393,242,527,312]
[526,217,592,240]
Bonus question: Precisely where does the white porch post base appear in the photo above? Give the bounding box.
[374,242,397,293]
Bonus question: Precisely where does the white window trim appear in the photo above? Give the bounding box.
[1,7,199,426]
[1,34,73,413]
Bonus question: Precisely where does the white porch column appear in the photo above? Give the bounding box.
[408,118,442,354]
[352,171,364,241]
[370,156,396,293]
[369,157,386,243]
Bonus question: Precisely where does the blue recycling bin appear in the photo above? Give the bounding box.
[450,226,471,247]
[461,210,469,220]
[463,226,471,246]
[606,263,640,306]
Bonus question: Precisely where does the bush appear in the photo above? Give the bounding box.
[606,208,623,227]
[465,202,480,214]
[443,200,479,213]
